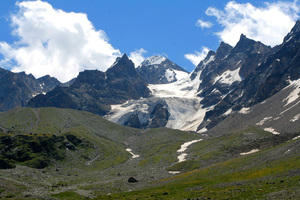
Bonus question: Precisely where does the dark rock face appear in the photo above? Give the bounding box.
[147,104,169,128]
[0,68,61,111]
[124,103,169,129]
[37,75,61,92]
[198,20,300,131]
[28,54,151,116]
[137,56,188,84]
[124,113,141,128]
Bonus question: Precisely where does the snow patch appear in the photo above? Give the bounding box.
[198,127,207,134]
[292,135,300,141]
[169,171,180,175]
[283,79,300,106]
[240,149,259,155]
[260,100,267,104]
[204,55,215,66]
[126,148,140,159]
[256,117,272,126]
[213,68,241,85]
[173,70,189,81]
[165,69,175,82]
[264,127,280,135]
[284,149,291,154]
[239,107,250,114]
[223,108,232,116]
[280,101,300,115]
[31,93,40,98]
[177,139,203,162]
[291,114,300,122]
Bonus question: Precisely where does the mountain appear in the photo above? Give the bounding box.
[199,20,300,131]
[0,68,61,111]
[106,21,300,132]
[1,22,299,133]
[191,34,272,108]
[27,54,151,115]
[137,56,189,84]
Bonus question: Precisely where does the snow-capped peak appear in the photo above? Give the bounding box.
[141,56,167,66]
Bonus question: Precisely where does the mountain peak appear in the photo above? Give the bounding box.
[215,41,232,60]
[283,20,300,43]
[141,56,167,66]
[137,56,188,84]
[106,54,137,79]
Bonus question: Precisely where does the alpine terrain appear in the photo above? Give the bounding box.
[0,17,299,200]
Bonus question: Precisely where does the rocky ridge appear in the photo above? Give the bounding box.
[27,54,151,116]
[137,56,189,84]
[0,68,61,111]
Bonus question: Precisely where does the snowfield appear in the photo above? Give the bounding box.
[105,71,212,132]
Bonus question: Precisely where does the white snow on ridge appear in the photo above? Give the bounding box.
[283,79,300,106]
[143,56,166,66]
[264,127,280,135]
[291,114,300,122]
[213,68,242,85]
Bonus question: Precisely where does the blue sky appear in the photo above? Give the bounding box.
[0,0,299,82]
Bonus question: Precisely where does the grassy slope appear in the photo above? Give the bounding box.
[0,107,199,199]
[94,132,300,200]
[0,107,299,199]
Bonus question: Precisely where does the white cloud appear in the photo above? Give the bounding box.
[196,19,213,28]
[0,0,121,82]
[129,48,147,67]
[184,47,210,66]
[206,1,300,47]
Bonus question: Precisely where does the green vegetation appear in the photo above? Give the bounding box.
[0,134,65,169]
[93,137,300,200]
[0,107,299,199]
[51,191,89,200]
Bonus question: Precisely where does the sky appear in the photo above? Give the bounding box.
[0,0,299,82]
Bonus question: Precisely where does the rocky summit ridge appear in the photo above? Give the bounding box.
[137,55,189,84]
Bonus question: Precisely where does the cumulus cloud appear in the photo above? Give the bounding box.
[206,1,300,47]
[129,48,147,67]
[0,0,121,82]
[196,19,213,28]
[184,47,210,66]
